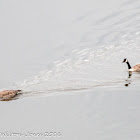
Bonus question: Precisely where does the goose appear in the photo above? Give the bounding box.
[0,90,22,100]
[122,58,140,72]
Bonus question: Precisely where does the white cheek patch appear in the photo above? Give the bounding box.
[125,59,128,63]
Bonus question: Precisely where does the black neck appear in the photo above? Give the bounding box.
[126,61,131,69]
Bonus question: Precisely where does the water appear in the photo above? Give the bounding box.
[0,0,140,139]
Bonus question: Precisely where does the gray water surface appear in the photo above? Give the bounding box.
[0,0,140,140]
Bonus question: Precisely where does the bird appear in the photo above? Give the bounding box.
[122,58,140,72]
[0,90,22,101]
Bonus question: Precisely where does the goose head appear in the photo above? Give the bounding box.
[122,58,128,63]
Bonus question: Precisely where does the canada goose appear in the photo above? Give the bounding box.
[0,90,22,100]
[122,58,140,72]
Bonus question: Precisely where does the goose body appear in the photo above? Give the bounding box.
[122,58,140,72]
[0,90,22,100]
[130,64,140,72]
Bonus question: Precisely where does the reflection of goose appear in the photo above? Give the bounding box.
[0,90,22,100]
[125,72,132,87]
[122,58,140,72]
